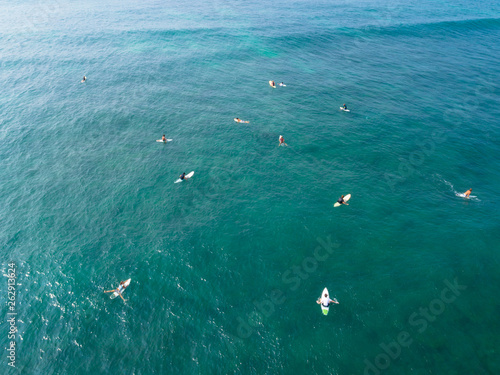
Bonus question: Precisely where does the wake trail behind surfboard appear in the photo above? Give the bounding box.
[436,175,480,201]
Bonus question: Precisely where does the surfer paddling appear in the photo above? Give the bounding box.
[234,118,249,123]
[104,281,127,302]
[464,188,472,198]
[316,293,339,307]
[337,195,349,205]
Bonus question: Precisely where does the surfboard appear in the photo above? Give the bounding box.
[340,107,350,112]
[320,288,330,315]
[334,194,351,207]
[110,279,131,299]
[269,80,276,88]
[157,139,173,142]
[175,171,194,183]
[234,118,249,123]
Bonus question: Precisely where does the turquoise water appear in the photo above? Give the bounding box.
[1,0,500,374]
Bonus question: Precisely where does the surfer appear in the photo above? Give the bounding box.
[279,135,287,147]
[104,281,126,302]
[270,80,275,87]
[343,104,347,110]
[464,188,472,198]
[162,134,166,142]
[316,293,338,307]
[81,75,86,83]
[179,172,186,180]
[279,82,285,87]
[337,195,349,205]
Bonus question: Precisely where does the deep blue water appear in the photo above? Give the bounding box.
[1,0,500,374]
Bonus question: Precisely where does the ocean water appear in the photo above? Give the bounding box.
[1,0,500,374]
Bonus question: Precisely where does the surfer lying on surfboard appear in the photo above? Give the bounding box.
[337,195,349,205]
[234,118,250,123]
[104,281,127,302]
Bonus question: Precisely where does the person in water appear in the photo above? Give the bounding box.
[162,135,166,142]
[337,195,349,205]
[343,104,347,110]
[271,80,276,87]
[279,82,285,86]
[279,135,287,147]
[104,281,127,302]
[316,293,339,307]
[464,188,472,198]
[82,75,86,82]
[180,172,186,180]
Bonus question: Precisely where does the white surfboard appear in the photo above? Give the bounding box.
[456,193,477,199]
[269,80,276,88]
[340,107,350,112]
[110,279,131,299]
[157,139,173,143]
[334,194,351,207]
[175,171,194,183]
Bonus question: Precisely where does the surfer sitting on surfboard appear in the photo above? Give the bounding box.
[337,195,349,205]
[279,135,287,147]
[104,281,127,302]
[343,104,347,110]
[179,172,186,180]
[162,135,167,142]
[316,293,338,308]
[464,188,472,198]
[81,75,86,83]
